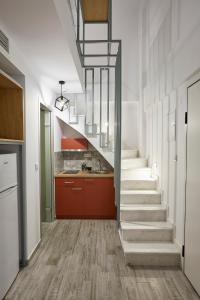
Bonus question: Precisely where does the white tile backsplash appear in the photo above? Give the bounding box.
[64,160,84,171]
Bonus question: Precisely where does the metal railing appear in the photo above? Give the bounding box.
[114,41,122,224]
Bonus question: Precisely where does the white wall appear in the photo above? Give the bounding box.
[54,116,84,152]
[113,0,140,149]
[0,22,55,258]
[138,0,200,249]
[112,0,140,103]
[122,102,138,150]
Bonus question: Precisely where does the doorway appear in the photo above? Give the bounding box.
[40,104,54,227]
[184,79,200,296]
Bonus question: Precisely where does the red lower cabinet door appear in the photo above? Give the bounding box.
[56,185,85,219]
[84,178,116,219]
[55,177,116,219]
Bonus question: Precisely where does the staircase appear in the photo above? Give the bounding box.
[54,100,115,167]
[120,150,181,267]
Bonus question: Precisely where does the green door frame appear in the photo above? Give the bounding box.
[40,104,54,228]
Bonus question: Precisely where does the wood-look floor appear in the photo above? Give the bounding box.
[5,220,200,300]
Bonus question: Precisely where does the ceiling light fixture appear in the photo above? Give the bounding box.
[55,81,70,111]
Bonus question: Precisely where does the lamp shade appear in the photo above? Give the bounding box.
[55,81,70,111]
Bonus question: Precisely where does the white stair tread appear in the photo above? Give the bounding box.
[121,177,157,182]
[122,149,138,151]
[121,149,138,158]
[121,190,161,195]
[121,158,148,170]
[121,221,173,230]
[120,204,166,211]
[121,167,151,172]
[122,241,180,254]
[121,168,153,180]
[121,158,147,165]
[122,157,146,162]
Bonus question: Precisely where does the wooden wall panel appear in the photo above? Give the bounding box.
[81,0,109,22]
[0,88,23,140]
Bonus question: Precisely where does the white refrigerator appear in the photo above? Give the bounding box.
[0,153,19,300]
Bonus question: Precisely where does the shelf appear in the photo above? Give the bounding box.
[0,71,24,141]
[0,138,24,145]
[81,0,109,23]
[0,70,23,89]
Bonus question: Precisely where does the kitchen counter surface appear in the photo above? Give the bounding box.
[55,170,114,178]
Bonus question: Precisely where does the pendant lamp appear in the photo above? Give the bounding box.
[55,81,70,111]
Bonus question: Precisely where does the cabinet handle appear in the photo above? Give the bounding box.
[64,181,75,184]
[71,187,83,191]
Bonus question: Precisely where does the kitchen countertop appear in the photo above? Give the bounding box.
[55,170,114,178]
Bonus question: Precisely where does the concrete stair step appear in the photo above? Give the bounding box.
[120,190,161,204]
[121,168,152,180]
[121,221,173,242]
[121,158,148,170]
[121,240,180,267]
[121,149,138,159]
[120,204,167,222]
[121,178,157,190]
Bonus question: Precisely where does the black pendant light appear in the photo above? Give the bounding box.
[55,81,70,111]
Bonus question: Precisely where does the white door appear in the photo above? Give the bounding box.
[185,79,200,296]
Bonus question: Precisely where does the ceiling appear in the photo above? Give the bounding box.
[0,0,82,93]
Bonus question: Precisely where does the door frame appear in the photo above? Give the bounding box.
[175,70,200,270]
[183,71,200,270]
[182,76,200,296]
[39,104,54,231]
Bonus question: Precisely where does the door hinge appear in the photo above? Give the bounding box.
[185,112,188,125]
[182,245,185,257]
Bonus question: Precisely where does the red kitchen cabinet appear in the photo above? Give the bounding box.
[55,177,116,219]
[83,178,116,219]
[55,178,85,218]
[61,138,88,150]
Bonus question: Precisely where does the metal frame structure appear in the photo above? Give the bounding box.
[77,39,119,68]
[74,0,122,224]
[85,68,98,136]
[76,0,118,68]
[68,94,79,125]
[100,67,110,148]
[114,41,122,225]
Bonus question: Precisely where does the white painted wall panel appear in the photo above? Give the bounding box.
[139,0,200,249]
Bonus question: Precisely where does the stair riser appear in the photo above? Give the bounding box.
[121,169,152,178]
[121,194,161,205]
[121,150,138,159]
[121,160,147,170]
[122,229,173,242]
[120,210,166,222]
[121,180,157,190]
[125,253,180,267]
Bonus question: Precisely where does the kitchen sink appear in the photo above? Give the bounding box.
[62,170,80,174]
